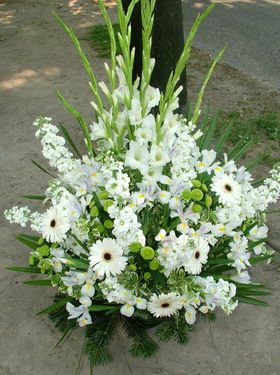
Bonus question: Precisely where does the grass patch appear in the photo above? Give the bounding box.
[88,23,121,57]
[219,111,280,144]
[216,111,280,167]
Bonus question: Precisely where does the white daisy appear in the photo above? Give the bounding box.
[89,238,127,277]
[185,237,209,275]
[211,174,241,205]
[148,293,183,318]
[41,206,70,243]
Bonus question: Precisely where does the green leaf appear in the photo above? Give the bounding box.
[37,298,70,315]
[6,266,40,274]
[16,234,40,250]
[60,124,82,159]
[250,253,273,265]
[22,194,45,200]
[23,279,52,286]
[31,159,56,178]
[89,305,119,312]
[248,239,267,250]
[215,122,233,155]
[192,47,225,124]
[200,110,220,150]
[245,154,265,171]
[207,258,234,265]
[56,91,94,158]
[237,296,268,307]
[64,256,89,270]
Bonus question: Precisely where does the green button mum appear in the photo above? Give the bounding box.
[141,246,155,260]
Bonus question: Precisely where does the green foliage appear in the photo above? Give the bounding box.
[121,316,159,358]
[156,314,190,345]
[85,314,118,366]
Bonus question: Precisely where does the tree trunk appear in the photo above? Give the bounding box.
[122,0,187,111]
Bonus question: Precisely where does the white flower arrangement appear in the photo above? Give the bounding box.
[4,0,280,370]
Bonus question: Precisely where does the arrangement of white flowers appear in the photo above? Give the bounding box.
[4,0,280,370]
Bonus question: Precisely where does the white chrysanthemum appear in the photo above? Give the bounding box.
[89,238,127,277]
[41,207,70,243]
[185,237,209,275]
[211,174,241,205]
[148,293,183,318]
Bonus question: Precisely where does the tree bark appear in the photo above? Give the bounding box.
[122,0,187,111]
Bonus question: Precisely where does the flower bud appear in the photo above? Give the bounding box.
[141,246,155,260]
[90,206,99,217]
[29,255,35,265]
[103,199,114,211]
[202,184,208,192]
[182,189,192,201]
[191,189,204,201]
[192,204,202,213]
[129,242,142,253]
[98,190,109,200]
[192,179,201,188]
[128,264,137,272]
[149,258,160,271]
[104,219,113,229]
[144,272,152,280]
[205,196,213,208]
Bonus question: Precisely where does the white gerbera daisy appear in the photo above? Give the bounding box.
[148,293,183,318]
[185,237,209,275]
[89,238,127,277]
[41,206,70,243]
[211,174,241,205]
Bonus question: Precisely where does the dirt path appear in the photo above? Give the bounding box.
[0,1,280,375]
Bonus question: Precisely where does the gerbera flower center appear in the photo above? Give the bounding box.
[50,219,56,228]
[225,184,232,192]
[161,303,170,308]
[103,252,112,261]
[195,251,200,259]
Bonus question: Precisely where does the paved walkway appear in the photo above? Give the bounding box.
[0,1,280,374]
[182,0,280,90]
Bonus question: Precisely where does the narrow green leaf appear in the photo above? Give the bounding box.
[245,154,264,171]
[207,258,234,265]
[200,110,220,150]
[250,253,273,265]
[23,279,52,286]
[31,159,56,178]
[215,122,233,155]
[22,195,45,201]
[237,296,268,307]
[6,266,40,274]
[56,91,94,158]
[16,234,40,250]
[37,298,69,315]
[64,256,89,270]
[192,47,225,124]
[60,124,83,159]
[89,305,119,312]
[248,239,267,250]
